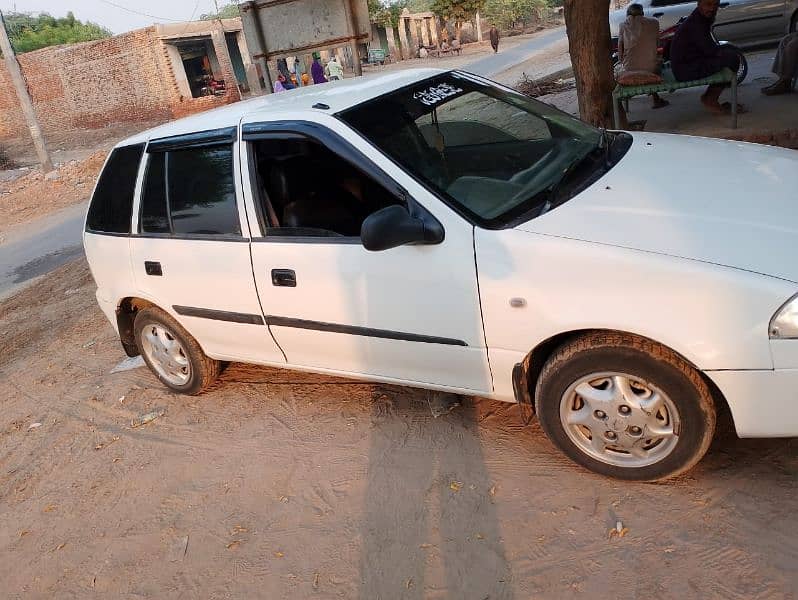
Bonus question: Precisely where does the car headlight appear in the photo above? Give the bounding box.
[770,293,798,339]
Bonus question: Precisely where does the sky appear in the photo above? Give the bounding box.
[0,0,233,34]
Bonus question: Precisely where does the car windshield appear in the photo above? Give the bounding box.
[339,71,627,228]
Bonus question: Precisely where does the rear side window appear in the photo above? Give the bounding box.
[140,145,240,236]
[86,144,144,233]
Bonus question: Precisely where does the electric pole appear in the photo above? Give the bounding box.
[0,9,53,173]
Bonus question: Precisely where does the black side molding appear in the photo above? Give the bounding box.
[173,305,264,325]
[170,305,467,346]
[265,316,467,346]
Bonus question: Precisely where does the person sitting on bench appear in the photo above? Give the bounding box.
[617,3,669,109]
[761,32,798,95]
[670,0,740,114]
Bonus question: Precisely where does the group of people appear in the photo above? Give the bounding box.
[616,0,797,115]
[273,54,345,93]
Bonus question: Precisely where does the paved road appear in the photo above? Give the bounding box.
[466,27,566,77]
[0,27,568,300]
[0,202,86,300]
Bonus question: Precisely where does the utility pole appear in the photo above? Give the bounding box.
[0,9,53,172]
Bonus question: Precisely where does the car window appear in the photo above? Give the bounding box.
[86,143,144,234]
[416,91,551,148]
[340,72,609,228]
[247,136,402,239]
[139,145,241,237]
[140,153,169,233]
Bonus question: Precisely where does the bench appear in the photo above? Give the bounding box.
[612,66,737,129]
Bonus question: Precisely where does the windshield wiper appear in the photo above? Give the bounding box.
[541,149,599,212]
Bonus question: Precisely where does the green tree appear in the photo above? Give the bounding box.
[430,0,486,41]
[199,2,241,20]
[482,0,546,30]
[368,0,394,26]
[2,11,111,54]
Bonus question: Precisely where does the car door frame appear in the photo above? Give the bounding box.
[128,126,286,365]
[237,113,495,395]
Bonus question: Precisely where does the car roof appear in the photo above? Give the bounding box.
[119,67,446,146]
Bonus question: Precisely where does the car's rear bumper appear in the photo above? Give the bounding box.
[96,288,118,333]
[706,369,798,438]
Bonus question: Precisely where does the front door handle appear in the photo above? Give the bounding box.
[719,2,729,7]
[652,11,664,17]
[145,261,162,276]
[271,269,296,287]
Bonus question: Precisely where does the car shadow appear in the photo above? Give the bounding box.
[358,388,515,599]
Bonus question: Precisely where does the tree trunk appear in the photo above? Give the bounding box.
[455,20,463,42]
[563,0,614,127]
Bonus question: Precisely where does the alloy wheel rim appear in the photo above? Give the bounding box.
[559,372,680,468]
[140,323,191,386]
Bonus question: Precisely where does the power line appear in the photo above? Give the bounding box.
[95,0,184,23]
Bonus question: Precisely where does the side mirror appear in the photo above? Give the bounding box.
[361,204,444,252]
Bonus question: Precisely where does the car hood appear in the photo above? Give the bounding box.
[516,132,798,283]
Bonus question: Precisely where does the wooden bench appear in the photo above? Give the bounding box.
[613,66,738,129]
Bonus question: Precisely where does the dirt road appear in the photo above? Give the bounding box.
[1,259,797,599]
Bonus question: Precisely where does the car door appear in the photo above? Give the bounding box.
[239,117,493,394]
[130,127,286,365]
[713,0,787,44]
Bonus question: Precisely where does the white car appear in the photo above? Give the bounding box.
[609,0,798,46]
[84,69,798,481]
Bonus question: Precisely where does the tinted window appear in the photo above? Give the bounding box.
[140,153,169,233]
[86,144,144,233]
[168,146,240,236]
[341,73,604,227]
[138,145,240,236]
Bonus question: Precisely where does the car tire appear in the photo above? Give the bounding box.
[134,306,221,395]
[535,332,716,482]
[730,45,748,85]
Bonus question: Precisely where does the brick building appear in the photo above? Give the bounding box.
[0,18,257,140]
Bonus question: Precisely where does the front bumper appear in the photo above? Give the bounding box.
[706,369,798,437]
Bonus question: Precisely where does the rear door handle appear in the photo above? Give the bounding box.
[271,269,296,287]
[145,261,162,276]
[719,2,729,7]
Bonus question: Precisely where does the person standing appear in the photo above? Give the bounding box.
[761,32,798,95]
[669,0,740,114]
[292,56,306,87]
[489,25,500,53]
[311,54,327,84]
[327,55,344,81]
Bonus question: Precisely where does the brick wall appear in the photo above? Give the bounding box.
[0,26,241,141]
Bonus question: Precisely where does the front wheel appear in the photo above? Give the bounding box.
[535,332,716,481]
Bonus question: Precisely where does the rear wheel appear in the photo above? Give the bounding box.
[535,332,716,481]
[134,306,220,395]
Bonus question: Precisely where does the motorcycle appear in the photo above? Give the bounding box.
[612,17,748,85]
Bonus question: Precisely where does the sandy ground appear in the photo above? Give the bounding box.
[2,258,798,599]
[0,152,106,235]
